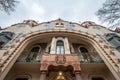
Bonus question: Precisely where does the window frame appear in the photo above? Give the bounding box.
[56,40,65,54]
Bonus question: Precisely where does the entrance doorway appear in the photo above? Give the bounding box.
[47,65,74,80]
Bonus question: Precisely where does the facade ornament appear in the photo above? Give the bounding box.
[99,40,103,43]
[40,63,48,71]
[73,64,80,71]
[16,39,20,43]
[115,28,120,33]
[110,50,115,56]
[104,45,109,49]
[10,44,15,48]
[55,55,66,64]
[81,21,98,28]
[23,20,38,27]
[3,50,9,56]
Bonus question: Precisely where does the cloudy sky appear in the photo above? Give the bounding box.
[0,0,106,28]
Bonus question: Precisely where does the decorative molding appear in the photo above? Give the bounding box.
[40,54,81,72]
[104,45,109,49]
[55,55,66,64]
[110,51,115,56]
[99,40,103,43]
[16,39,20,43]
[0,29,119,80]
[3,50,9,56]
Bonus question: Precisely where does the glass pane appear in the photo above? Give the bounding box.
[56,46,60,54]
[80,47,88,53]
[56,41,64,54]
[31,47,39,52]
[61,46,64,54]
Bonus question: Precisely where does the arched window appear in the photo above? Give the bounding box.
[48,47,51,53]
[30,47,40,52]
[80,47,88,53]
[105,33,120,52]
[79,47,92,62]
[26,46,40,62]
[56,41,64,54]
[0,32,14,48]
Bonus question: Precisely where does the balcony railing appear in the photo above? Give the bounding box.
[16,52,103,63]
[77,52,103,63]
[16,52,43,62]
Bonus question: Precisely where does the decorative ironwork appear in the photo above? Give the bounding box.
[78,52,103,63]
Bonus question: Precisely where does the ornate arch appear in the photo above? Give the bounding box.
[0,29,120,80]
[29,45,41,52]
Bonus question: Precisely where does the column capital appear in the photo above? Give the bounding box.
[75,71,82,80]
[75,71,81,74]
[40,71,47,74]
[40,71,47,80]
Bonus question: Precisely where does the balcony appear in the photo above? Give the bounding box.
[41,54,79,63]
[16,52,43,63]
[77,52,104,63]
[40,54,81,71]
[16,52,103,64]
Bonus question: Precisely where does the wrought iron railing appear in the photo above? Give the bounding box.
[16,52,43,62]
[16,51,103,63]
[77,52,104,63]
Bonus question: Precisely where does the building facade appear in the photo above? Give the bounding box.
[0,19,120,80]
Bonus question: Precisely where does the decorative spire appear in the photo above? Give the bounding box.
[115,27,120,33]
[80,21,98,28]
[23,20,38,27]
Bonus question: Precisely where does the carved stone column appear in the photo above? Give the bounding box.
[40,71,47,80]
[75,71,82,80]
[50,37,56,54]
[64,37,70,54]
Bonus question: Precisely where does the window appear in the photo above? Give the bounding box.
[31,47,40,52]
[80,47,88,53]
[61,23,64,25]
[48,47,51,53]
[105,33,120,52]
[56,41,64,54]
[0,42,4,48]
[92,77,104,80]
[56,23,59,25]
[26,46,40,62]
[79,47,92,62]
[80,47,89,59]
[0,32,14,48]
[55,23,64,27]
[16,78,28,80]
[31,47,40,60]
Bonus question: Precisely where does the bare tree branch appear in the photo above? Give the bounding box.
[0,0,18,14]
[96,0,120,29]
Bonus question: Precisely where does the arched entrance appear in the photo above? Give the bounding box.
[40,54,81,80]
[47,65,74,80]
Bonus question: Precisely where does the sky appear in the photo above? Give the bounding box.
[0,0,106,28]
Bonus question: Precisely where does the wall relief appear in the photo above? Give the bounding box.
[55,55,66,64]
